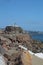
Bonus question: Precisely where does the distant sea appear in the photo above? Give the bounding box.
[29,33,43,42]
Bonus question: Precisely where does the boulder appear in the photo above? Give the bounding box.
[4,26,23,33]
[0,36,11,45]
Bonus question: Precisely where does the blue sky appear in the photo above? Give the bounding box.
[0,0,43,31]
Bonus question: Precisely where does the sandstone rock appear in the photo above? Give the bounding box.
[21,50,32,65]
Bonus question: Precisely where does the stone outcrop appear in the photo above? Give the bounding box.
[4,26,23,33]
[0,26,43,65]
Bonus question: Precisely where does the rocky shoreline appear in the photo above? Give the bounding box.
[0,26,43,65]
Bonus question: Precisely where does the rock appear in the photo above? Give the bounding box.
[0,36,11,45]
[32,40,43,53]
[16,34,31,42]
[5,26,14,32]
[0,45,7,55]
[0,26,43,65]
[4,26,23,33]
[21,50,32,65]
[3,50,23,65]
[16,34,32,50]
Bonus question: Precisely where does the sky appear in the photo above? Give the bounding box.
[0,0,43,31]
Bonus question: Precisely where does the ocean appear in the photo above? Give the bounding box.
[30,34,43,42]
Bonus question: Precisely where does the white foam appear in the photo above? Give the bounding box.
[19,45,27,50]
[0,55,6,65]
[35,53,43,59]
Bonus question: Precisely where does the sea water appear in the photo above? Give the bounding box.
[30,34,43,42]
